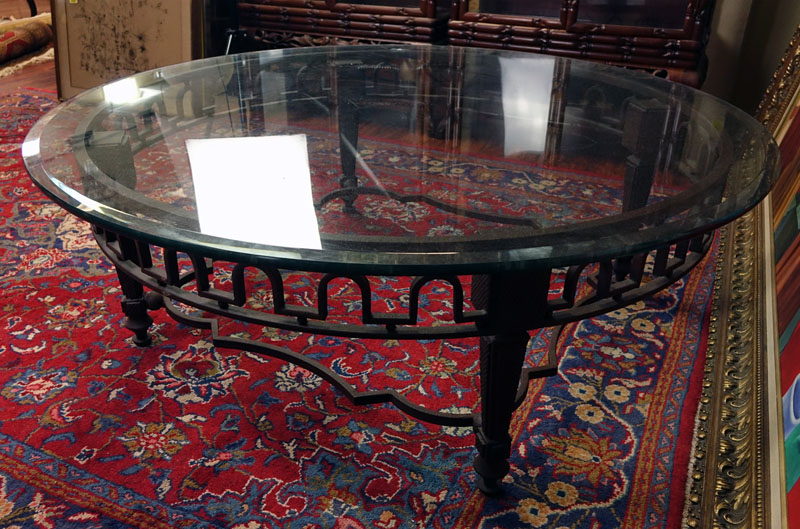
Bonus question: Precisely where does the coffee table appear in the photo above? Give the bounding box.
[22,45,778,494]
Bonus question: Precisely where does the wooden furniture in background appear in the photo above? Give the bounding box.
[235,0,715,86]
[448,0,714,86]
[237,0,449,48]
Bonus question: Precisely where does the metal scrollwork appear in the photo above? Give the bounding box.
[94,220,713,432]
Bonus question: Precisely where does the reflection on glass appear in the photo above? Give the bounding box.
[473,0,561,18]
[21,138,39,158]
[577,0,688,28]
[186,135,322,249]
[499,56,555,156]
[103,78,139,105]
[258,71,288,126]
[24,46,776,269]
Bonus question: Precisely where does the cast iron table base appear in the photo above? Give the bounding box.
[97,224,712,495]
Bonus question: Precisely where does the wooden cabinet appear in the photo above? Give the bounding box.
[237,0,449,48]
[236,0,715,86]
[448,0,715,86]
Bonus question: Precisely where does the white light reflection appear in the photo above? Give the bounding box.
[103,78,139,105]
[185,135,322,250]
[21,138,40,158]
[499,56,556,156]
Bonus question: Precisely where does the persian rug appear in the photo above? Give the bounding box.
[0,46,52,80]
[0,88,714,528]
[0,13,52,67]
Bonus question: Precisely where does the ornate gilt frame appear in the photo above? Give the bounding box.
[683,25,800,529]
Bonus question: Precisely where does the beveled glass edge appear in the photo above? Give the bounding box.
[22,46,782,275]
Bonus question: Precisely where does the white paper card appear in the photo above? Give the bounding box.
[186,135,322,250]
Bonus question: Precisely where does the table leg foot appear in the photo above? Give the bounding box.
[120,297,153,347]
[473,418,512,496]
[476,476,504,497]
[338,175,358,214]
[473,332,529,495]
[116,267,154,347]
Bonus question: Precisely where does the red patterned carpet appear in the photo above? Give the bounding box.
[0,88,712,528]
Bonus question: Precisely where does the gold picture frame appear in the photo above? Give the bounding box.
[684,24,800,529]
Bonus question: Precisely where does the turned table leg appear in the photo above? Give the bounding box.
[471,270,550,494]
[113,233,154,347]
[335,63,365,213]
[116,268,153,347]
[473,331,529,495]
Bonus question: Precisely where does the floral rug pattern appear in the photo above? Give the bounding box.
[0,89,711,528]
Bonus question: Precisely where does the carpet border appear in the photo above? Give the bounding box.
[0,437,197,529]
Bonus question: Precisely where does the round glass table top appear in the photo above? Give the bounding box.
[23,45,779,274]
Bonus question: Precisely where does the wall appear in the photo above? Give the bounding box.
[702,0,754,101]
[734,0,800,111]
[704,0,800,110]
